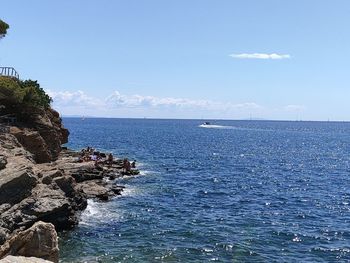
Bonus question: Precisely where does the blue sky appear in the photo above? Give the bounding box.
[1,1,350,120]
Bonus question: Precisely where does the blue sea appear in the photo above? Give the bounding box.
[59,118,350,262]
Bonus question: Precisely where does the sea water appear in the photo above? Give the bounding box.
[59,119,350,262]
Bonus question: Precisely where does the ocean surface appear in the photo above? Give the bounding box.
[59,118,350,262]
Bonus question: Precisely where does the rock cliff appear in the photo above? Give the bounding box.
[0,106,135,262]
[9,107,69,163]
[0,113,85,248]
[0,221,58,263]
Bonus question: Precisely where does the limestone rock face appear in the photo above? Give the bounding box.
[0,168,37,205]
[0,256,53,263]
[0,221,58,263]
[10,128,51,163]
[76,180,112,199]
[10,107,69,163]
[0,117,130,262]
[0,184,80,232]
[0,156,7,170]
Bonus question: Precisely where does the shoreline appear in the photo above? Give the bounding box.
[0,123,140,262]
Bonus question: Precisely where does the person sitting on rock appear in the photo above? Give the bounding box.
[80,149,86,156]
[131,160,136,168]
[123,158,131,173]
[126,160,131,172]
[107,153,113,164]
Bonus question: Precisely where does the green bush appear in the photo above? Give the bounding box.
[0,77,52,109]
[0,76,25,105]
[0,19,9,38]
[20,79,52,108]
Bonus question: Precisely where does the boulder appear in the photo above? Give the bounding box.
[76,180,113,201]
[0,228,9,246]
[41,170,63,185]
[0,169,37,205]
[16,107,69,162]
[53,176,88,211]
[0,156,7,170]
[71,170,104,183]
[0,256,53,263]
[0,221,58,263]
[0,184,78,232]
[10,128,51,164]
[6,106,69,164]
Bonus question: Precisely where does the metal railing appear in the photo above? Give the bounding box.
[0,67,19,79]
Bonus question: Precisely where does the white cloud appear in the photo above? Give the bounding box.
[47,90,103,108]
[105,91,261,111]
[229,53,291,60]
[105,91,211,109]
[47,89,262,118]
[284,104,306,112]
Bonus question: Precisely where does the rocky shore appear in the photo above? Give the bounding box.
[0,107,138,262]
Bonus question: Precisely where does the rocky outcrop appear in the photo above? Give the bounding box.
[0,168,37,205]
[0,183,83,233]
[0,113,138,262]
[0,133,85,246]
[0,221,58,263]
[0,256,53,263]
[9,127,51,163]
[10,107,69,163]
[0,156,7,170]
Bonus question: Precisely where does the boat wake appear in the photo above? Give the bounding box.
[198,124,236,129]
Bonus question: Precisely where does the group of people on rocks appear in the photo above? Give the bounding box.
[79,146,113,164]
[79,146,137,173]
[122,158,136,172]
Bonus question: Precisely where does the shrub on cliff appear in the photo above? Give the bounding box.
[20,80,52,108]
[0,77,52,110]
[0,76,25,105]
[0,19,9,39]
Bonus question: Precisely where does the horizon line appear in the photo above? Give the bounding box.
[61,116,350,123]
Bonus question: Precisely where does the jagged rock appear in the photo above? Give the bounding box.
[75,180,113,201]
[0,135,34,164]
[0,221,58,263]
[41,176,52,185]
[0,204,11,214]
[0,184,78,232]
[53,176,87,211]
[10,128,51,163]
[53,176,75,197]
[111,185,124,195]
[0,156,7,170]
[16,107,69,162]
[0,168,37,205]
[71,170,104,183]
[0,256,53,263]
[41,170,63,185]
[0,144,14,150]
[0,228,9,246]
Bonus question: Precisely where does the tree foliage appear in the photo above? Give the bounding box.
[0,77,52,109]
[0,76,25,105]
[20,79,52,108]
[0,19,9,39]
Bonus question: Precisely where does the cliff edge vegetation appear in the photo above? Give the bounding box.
[0,19,9,39]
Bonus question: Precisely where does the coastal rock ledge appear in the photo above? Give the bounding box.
[0,106,137,261]
[0,221,58,263]
[0,256,53,263]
